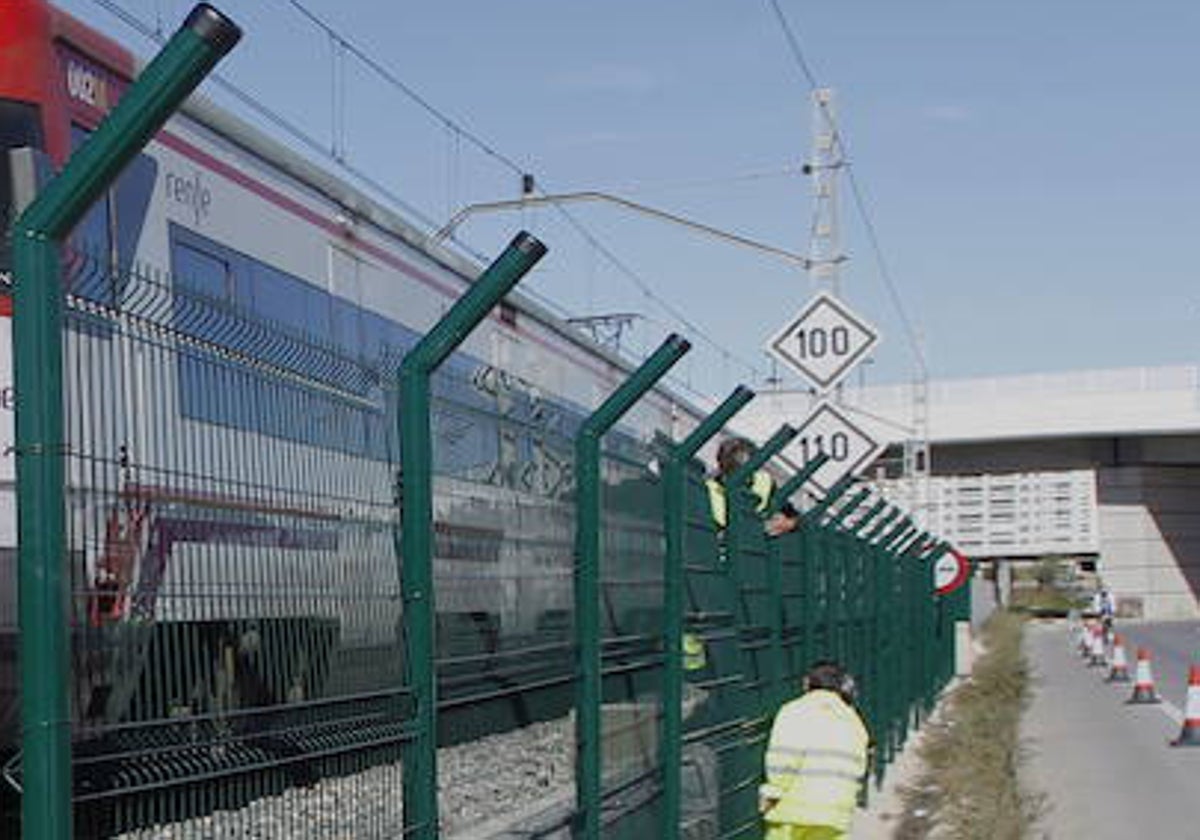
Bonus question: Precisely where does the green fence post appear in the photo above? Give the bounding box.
[880,519,915,552]
[766,453,831,517]
[769,452,829,695]
[825,488,871,532]
[808,475,857,524]
[824,491,868,670]
[726,424,798,492]
[847,499,887,537]
[863,507,901,543]
[575,334,690,840]
[10,8,240,838]
[726,424,796,711]
[873,513,909,767]
[398,232,546,839]
[662,385,754,840]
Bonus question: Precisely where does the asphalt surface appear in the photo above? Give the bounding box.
[1022,620,1200,839]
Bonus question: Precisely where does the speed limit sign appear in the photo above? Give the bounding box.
[785,401,881,493]
[767,292,879,390]
[934,549,971,595]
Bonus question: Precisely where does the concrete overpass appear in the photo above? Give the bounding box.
[737,365,1200,619]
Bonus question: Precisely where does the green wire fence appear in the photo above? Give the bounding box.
[7,9,967,839]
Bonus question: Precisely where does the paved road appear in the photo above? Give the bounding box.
[1022,621,1200,839]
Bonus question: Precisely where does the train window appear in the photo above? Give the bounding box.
[0,100,44,272]
[174,241,230,301]
[253,263,330,343]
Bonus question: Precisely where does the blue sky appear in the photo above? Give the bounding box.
[55,0,1200,399]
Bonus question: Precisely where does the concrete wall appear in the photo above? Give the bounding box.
[1097,465,1200,619]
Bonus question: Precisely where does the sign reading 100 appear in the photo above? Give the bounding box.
[793,325,852,360]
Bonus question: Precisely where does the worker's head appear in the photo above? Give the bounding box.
[804,660,857,703]
[716,437,755,478]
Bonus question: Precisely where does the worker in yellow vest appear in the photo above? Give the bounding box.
[760,661,869,839]
[705,436,798,537]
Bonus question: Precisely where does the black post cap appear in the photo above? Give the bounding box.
[511,231,548,261]
[183,4,242,55]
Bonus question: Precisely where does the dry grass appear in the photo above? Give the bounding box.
[893,611,1043,839]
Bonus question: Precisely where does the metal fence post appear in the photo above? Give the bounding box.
[766,453,831,517]
[575,334,690,840]
[726,425,796,711]
[661,386,753,840]
[398,232,546,839]
[849,500,888,537]
[863,507,901,543]
[10,8,240,838]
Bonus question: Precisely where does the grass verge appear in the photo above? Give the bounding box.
[894,611,1042,839]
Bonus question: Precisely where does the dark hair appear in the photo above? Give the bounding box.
[805,660,856,701]
[716,437,755,477]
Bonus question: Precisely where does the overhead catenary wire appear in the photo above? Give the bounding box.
[767,0,929,379]
[85,0,771,387]
[277,0,772,383]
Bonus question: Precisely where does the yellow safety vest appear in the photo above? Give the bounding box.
[763,690,869,831]
[706,471,775,529]
[682,632,707,671]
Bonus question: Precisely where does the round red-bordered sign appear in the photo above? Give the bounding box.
[934,548,970,596]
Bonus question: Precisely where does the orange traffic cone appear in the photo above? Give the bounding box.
[1171,666,1200,746]
[1128,648,1160,704]
[1107,634,1130,683]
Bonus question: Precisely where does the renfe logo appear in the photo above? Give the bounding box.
[66,60,111,110]
[165,170,212,225]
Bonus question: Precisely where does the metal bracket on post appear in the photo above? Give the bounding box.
[10,8,241,839]
[575,333,690,840]
[661,385,753,840]
[397,232,546,840]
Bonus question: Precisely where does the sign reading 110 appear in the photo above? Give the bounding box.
[798,431,851,463]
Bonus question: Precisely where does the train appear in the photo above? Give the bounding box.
[0,0,713,824]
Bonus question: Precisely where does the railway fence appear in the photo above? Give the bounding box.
[5,4,968,839]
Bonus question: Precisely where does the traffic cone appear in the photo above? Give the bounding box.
[1073,619,1089,655]
[1127,648,1160,704]
[1107,634,1130,682]
[1171,666,1200,746]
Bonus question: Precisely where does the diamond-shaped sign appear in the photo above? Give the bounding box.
[785,401,881,494]
[767,293,879,390]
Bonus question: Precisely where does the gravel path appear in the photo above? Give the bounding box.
[116,716,576,838]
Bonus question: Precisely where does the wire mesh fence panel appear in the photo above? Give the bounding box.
[45,247,618,838]
[58,253,413,838]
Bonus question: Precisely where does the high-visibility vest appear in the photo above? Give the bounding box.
[682,632,707,671]
[706,470,775,529]
[763,689,869,831]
